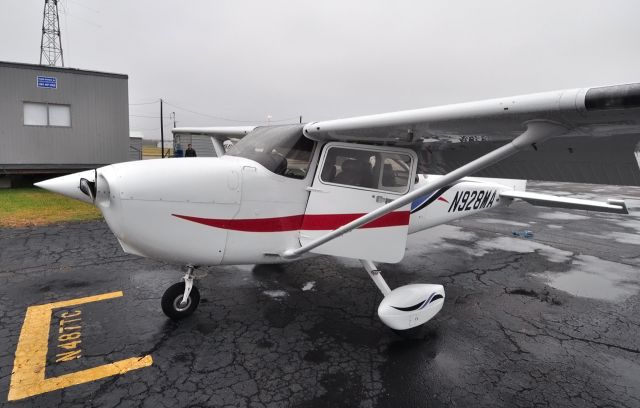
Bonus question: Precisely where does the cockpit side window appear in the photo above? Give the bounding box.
[279,135,315,179]
[321,147,376,188]
[320,146,413,193]
[226,126,315,179]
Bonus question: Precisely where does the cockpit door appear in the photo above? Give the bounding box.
[301,143,417,263]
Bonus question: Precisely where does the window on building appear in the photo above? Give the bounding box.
[23,102,71,127]
[48,104,71,126]
[23,103,47,126]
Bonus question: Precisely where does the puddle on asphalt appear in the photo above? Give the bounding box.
[607,231,640,245]
[301,281,315,291]
[476,218,530,227]
[404,224,479,257]
[535,255,640,301]
[474,236,573,263]
[537,211,590,221]
[263,290,288,299]
[233,264,256,272]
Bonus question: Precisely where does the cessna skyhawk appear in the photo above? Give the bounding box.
[37,83,640,331]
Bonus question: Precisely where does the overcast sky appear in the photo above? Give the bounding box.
[2,0,640,139]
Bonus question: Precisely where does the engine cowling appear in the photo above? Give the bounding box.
[378,284,445,330]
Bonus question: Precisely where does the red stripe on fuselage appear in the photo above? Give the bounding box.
[301,212,410,230]
[172,214,304,232]
[172,212,410,232]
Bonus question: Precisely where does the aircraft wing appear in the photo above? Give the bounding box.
[172,126,256,138]
[172,126,257,156]
[302,83,640,186]
[303,83,640,143]
[284,83,640,259]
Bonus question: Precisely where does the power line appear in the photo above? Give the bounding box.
[60,0,70,64]
[129,114,171,119]
[129,100,158,106]
[131,127,160,132]
[67,0,100,13]
[65,11,102,28]
[163,101,255,123]
[163,100,298,124]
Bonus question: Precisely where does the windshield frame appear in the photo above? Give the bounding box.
[226,125,315,179]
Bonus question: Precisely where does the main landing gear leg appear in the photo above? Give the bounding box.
[361,260,391,296]
[361,259,446,333]
[161,264,201,320]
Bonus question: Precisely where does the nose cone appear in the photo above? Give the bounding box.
[35,169,97,204]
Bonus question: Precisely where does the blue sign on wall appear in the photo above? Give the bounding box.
[36,76,57,89]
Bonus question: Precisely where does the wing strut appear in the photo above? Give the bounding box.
[282,120,567,259]
[210,137,225,157]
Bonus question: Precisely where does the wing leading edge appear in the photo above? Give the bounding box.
[302,83,640,144]
[303,83,640,186]
[172,126,256,138]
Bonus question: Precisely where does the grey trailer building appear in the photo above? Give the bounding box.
[0,61,128,186]
[129,136,143,161]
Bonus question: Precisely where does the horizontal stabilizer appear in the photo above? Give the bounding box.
[499,190,628,214]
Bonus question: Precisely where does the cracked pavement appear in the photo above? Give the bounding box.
[0,181,639,407]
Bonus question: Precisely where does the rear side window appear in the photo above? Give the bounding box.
[320,146,413,194]
[380,153,412,192]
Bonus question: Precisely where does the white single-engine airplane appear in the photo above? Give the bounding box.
[37,84,640,331]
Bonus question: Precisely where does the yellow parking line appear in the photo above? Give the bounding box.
[8,291,153,401]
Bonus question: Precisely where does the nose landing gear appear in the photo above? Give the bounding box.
[161,264,201,319]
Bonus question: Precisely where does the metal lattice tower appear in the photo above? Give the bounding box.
[39,0,64,67]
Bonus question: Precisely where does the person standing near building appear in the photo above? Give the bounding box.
[185,144,197,157]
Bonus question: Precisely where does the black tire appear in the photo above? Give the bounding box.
[161,282,200,320]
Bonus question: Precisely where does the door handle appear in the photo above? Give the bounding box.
[306,186,327,193]
[375,195,393,204]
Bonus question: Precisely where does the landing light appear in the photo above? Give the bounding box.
[79,178,96,201]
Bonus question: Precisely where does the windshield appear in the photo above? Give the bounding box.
[227,125,315,179]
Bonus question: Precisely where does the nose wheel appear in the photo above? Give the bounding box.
[161,265,201,319]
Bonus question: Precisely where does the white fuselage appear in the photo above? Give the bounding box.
[89,154,522,266]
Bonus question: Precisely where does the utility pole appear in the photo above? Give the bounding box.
[40,0,64,67]
[160,98,164,158]
[169,112,176,158]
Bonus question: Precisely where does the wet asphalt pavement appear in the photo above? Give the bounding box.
[0,181,639,407]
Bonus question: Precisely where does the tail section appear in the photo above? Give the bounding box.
[466,177,628,214]
[499,190,628,214]
[464,176,527,192]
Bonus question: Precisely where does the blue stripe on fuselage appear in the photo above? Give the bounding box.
[411,193,435,211]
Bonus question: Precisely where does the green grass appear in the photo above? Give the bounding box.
[0,188,102,228]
